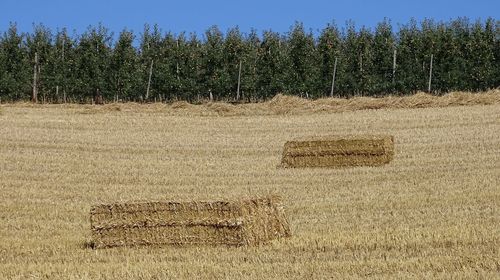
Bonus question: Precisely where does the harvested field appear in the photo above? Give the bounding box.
[281,135,394,168]
[90,195,290,248]
[0,92,499,279]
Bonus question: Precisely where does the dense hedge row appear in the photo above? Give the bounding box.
[0,18,498,103]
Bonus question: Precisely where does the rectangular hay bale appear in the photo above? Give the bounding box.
[281,135,394,168]
[90,195,290,248]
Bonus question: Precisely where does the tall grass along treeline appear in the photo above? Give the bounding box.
[0,17,498,103]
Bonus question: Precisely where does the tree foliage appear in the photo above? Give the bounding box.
[0,18,498,103]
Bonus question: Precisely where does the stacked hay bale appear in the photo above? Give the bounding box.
[90,195,290,248]
[281,135,394,168]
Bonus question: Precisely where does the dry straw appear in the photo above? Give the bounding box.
[282,135,394,168]
[54,90,500,116]
[90,195,290,248]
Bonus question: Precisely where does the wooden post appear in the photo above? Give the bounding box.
[428,54,433,93]
[62,36,66,103]
[176,40,180,82]
[330,57,338,97]
[38,64,43,103]
[56,85,59,102]
[146,59,153,101]
[60,36,65,103]
[236,60,242,101]
[32,52,38,103]
[392,49,397,84]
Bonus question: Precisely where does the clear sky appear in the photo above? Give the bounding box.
[0,0,498,37]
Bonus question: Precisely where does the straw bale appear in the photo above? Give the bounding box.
[282,135,394,168]
[90,195,290,248]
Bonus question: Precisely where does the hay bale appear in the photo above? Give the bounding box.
[281,135,394,168]
[90,195,290,248]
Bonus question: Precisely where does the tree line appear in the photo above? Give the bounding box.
[0,17,498,103]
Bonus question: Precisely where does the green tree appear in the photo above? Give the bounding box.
[397,19,425,93]
[446,18,472,91]
[240,29,260,101]
[182,33,203,101]
[256,30,289,98]
[468,19,496,91]
[286,22,319,97]
[155,32,178,101]
[223,27,246,100]
[356,27,375,94]
[340,22,360,95]
[73,24,113,102]
[48,28,76,102]
[0,23,30,100]
[318,22,342,96]
[137,24,162,101]
[26,24,53,102]
[372,19,396,93]
[420,19,439,93]
[431,22,455,93]
[202,26,227,100]
[174,33,188,100]
[494,19,500,89]
[110,29,137,101]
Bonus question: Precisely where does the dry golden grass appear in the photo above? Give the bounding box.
[0,92,499,279]
[5,89,500,117]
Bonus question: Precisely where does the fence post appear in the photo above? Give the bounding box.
[236,60,242,101]
[145,59,153,101]
[176,39,180,82]
[32,52,38,103]
[428,54,433,93]
[392,49,397,84]
[330,57,338,97]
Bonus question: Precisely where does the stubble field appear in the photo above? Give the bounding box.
[0,95,499,279]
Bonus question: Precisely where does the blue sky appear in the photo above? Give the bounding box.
[0,0,498,37]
